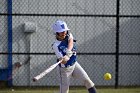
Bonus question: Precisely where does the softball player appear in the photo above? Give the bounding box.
[52,20,97,93]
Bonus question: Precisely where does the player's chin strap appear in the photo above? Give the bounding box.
[88,86,97,93]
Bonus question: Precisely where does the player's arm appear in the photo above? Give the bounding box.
[68,36,73,50]
[66,33,74,57]
[52,43,69,64]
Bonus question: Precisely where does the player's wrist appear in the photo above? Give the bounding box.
[66,49,73,57]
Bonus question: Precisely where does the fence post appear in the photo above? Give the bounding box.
[115,0,120,89]
[7,0,13,87]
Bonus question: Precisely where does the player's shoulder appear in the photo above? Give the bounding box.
[67,31,74,39]
[68,32,77,42]
[69,32,73,37]
[52,40,61,47]
[67,31,73,36]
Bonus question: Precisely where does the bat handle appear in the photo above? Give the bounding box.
[32,78,37,82]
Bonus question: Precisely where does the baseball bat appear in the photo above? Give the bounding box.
[33,60,62,82]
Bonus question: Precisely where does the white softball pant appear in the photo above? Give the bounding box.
[59,61,95,93]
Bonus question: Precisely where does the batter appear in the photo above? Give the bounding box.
[52,20,97,93]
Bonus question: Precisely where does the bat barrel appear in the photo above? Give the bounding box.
[32,61,62,82]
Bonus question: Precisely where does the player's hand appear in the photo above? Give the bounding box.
[61,55,70,64]
[61,61,67,64]
[66,49,73,57]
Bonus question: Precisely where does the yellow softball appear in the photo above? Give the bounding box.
[104,73,112,80]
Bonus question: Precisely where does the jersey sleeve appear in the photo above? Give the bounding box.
[69,33,74,40]
[52,43,63,58]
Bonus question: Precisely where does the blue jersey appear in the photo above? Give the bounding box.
[52,32,77,67]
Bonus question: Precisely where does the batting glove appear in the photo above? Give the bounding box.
[66,49,73,58]
[62,55,70,62]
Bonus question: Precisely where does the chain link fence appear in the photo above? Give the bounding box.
[0,0,140,87]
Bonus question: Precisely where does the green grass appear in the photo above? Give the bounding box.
[0,87,140,93]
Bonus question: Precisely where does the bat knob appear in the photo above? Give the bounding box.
[32,78,37,82]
